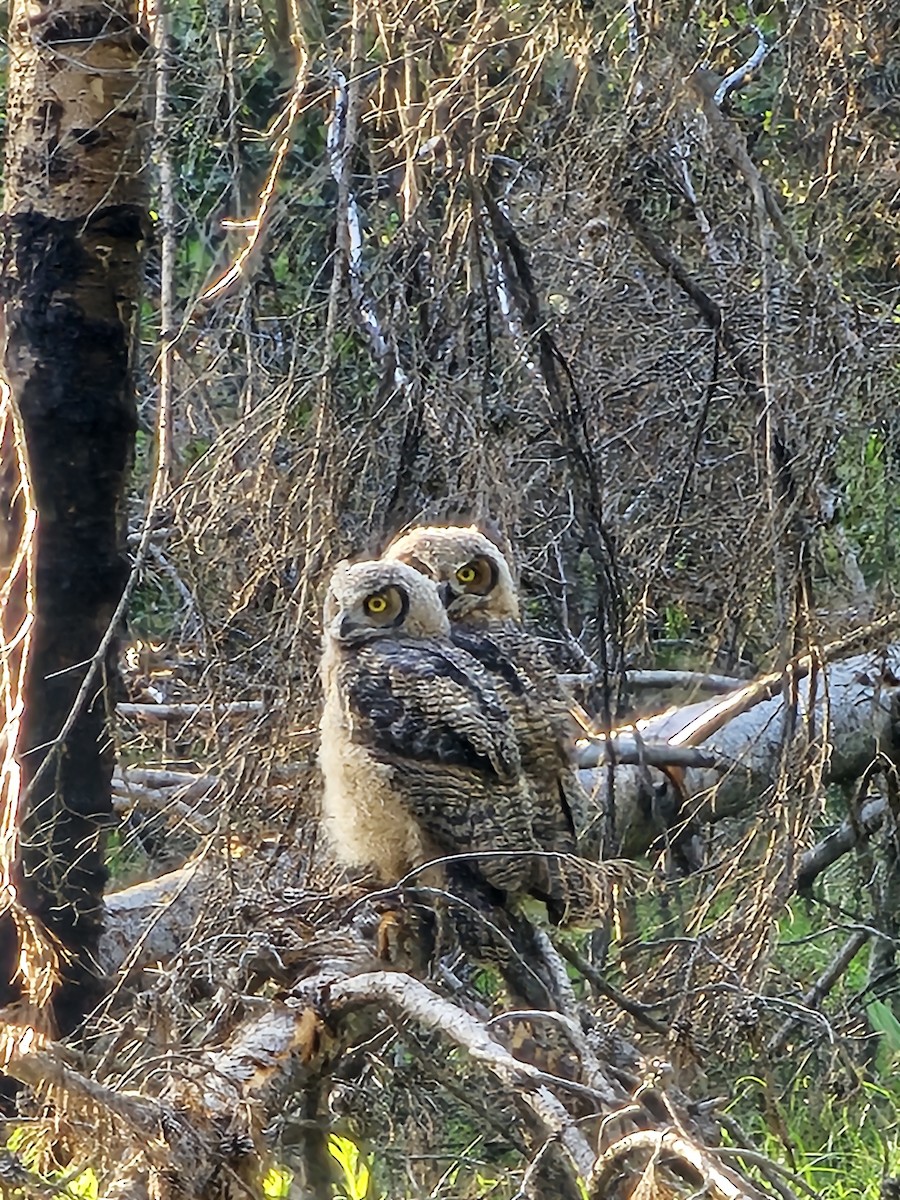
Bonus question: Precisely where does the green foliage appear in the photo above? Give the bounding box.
[6,1127,292,1200]
[261,1165,293,1198]
[329,1134,380,1200]
[727,1075,900,1199]
[831,427,900,589]
[866,1000,900,1069]
[867,999,900,1052]
[68,1170,100,1199]
[5,1131,100,1197]
[104,827,152,882]
[617,884,900,1199]
[776,897,869,998]
[129,570,184,640]
[663,601,690,640]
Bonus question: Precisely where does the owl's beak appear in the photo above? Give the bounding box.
[337,615,359,640]
[438,582,453,609]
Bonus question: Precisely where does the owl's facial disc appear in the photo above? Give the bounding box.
[439,555,498,616]
[337,584,409,640]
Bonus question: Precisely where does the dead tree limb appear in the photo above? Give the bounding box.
[289,971,596,1178]
[590,1128,768,1200]
[767,928,871,1054]
[795,796,887,893]
[579,647,900,858]
[98,858,217,976]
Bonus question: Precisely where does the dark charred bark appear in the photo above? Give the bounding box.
[0,0,147,1034]
[1,210,141,1029]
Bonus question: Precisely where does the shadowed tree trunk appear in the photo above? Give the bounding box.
[0,0,148,1033]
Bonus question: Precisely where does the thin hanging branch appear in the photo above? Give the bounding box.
[150,0,176,497]
[713,26,770,107]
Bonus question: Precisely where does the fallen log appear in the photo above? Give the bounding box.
[577,647,900,858]
[97,646,900,972]
[98,857,217,976]
[561,669,747,695]
[74,635,900,1200]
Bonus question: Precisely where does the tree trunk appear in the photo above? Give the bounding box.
[0,0,147,1032]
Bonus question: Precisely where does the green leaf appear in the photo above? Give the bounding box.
[866,1000,900,1052]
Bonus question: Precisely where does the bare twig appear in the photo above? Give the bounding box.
[115,768,221,793]
[712,27,770,107]
[714,1119,816,1200]
[795,796,887,893]
[117,701,263,720]
[193,51,309,307]
[575,735,730,771]
[556,941,668,1035]
[768,928,870,1053]
[149,0,176,496]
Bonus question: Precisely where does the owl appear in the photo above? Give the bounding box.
[384,524,521,625]
[319,557,573,911]
[382,525,589,905]
[319,558,577,1007]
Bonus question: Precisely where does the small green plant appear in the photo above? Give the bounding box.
[833,428,900,589]
[663,601,690,640]
[129,570,184,640]
[261,1164,292,1198]
[68,1169,100,1199]
[329,1134,381,1200]
[866,999,900,1072]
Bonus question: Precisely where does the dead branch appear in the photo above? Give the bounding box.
[98,858,217,975]
[566,669,746,695]
[795,796,887,893]
[580,647,900,857]
[712,26,770,107]
[653,670,729,702]
[555,940,668,1036]
[117,701,264,719]
[4,1038,177,1144]
[767,928,871,1054]
[111,783,216,832]
[576,735,730,771]
[115,767,220,796]
[288,969,597,1178]
[590,1128,768,1200]
[716,1112,816,1200]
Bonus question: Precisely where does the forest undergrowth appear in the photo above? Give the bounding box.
[114,0,900,1192]
[2,0,900,1194]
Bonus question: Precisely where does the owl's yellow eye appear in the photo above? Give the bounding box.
[453,557,496,597]
[360,586,407,626]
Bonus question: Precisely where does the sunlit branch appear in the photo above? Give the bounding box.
[0,378,58,1010]
[713,26,769,107]
[195,51,310,307]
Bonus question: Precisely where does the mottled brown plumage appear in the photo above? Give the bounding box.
[318,559,570,913]
[383,526,588,920]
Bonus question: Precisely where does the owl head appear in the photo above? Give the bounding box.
[323,559,450,643]
[383,525,519,623]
